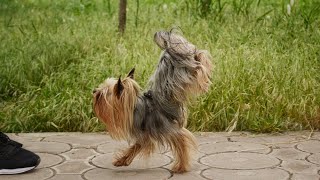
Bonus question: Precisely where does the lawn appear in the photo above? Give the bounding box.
[0,0,319,132]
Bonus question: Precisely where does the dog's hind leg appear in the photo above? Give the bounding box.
[113,137,155,167]
[169,128,197,173]
[113,143,142,167]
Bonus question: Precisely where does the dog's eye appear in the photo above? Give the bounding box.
[164,40,168,48]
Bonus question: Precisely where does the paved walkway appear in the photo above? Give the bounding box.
[1,131,320,180]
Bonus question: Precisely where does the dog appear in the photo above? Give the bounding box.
[93,30,212,173]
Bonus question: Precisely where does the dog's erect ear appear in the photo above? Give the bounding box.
[114,77,124,98]
[127,68,135,79]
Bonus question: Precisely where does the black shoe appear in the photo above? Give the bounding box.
[0,132,41,174]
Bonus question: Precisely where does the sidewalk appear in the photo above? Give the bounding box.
[1,131,320,180]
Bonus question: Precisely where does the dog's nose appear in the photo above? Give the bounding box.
[92,89,97,94]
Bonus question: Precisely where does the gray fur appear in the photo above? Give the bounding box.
[131,30,210,144]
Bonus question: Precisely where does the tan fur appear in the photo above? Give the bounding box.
[169,128,197,173]
[93,78,140,140]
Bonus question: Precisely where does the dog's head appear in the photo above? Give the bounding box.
[92,68,140,140]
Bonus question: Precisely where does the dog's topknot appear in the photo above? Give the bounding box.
[154,30,196,57]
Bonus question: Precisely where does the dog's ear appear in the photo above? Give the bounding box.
[114,77,124,98]
[127,68,135,79]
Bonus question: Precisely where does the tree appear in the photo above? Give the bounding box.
[118,0,127,34]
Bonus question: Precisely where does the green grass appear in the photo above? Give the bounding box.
[0,0,320,133]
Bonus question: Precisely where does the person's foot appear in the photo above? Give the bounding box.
[0,132,41,174]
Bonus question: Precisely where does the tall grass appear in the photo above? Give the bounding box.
[0,0,319,132]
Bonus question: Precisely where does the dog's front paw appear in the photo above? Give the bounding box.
[112,158,129,167]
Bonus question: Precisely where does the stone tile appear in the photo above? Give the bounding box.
[83,168,171,180]
[4,132,319,180]
[230,134,301,148]
[6,133,43,143]
[18,132,70,137]
[170,172,206,180]
[281,160,320,174]
[202,168,289,180]
[296,140,320,153]
[169,161,209,180]
[92,153,171,170]
[61,148,98,160]
[195,132,247,137]
[47,174,84,180]
[199,142,270,154]
[0,168,54,180]
[291,173,320,180]
[24,141,71,154]
[194,133,229,145]
[164,150,205,159]
[44,133,111,148]
[37,153,64,168]
[53,161,93,174]
[270,148,309,161]
[96,141,129,154]
[285,131,314,138]
[200,152,280,170]
[310,132,320,140]
[308,153,320,165]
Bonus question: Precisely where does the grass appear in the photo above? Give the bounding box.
[0,0,319,133]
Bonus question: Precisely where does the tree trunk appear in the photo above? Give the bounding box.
[118,0,127,34]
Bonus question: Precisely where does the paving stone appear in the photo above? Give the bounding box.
[47,174,84,180]
[170,172,206,180]
[83,168,171,180]
[296,140,320,153]
[310,132,320,140]
[202,168,289,180]
[199,142,270,154]
[196,132,248,136]
[97,141,169,155]
[18,132,69,138]
[62,148,98,160]
[0,168,54,180]
[92,153,171,170]
[36,153,64,168]
[281,160,320,174]
[6,133,43,142]
[270,148,309,161]
[231,134,301,148]
[96,141,129,154]
[169,161,209,180]
[194,133,229,145]
[53,161,94,174]
[23,141,71,154]
[308,153,320,165]
[44,133,111,148]
[200,152,280,170]
[164,150,205,160]
[4,132,319,180]
[286,131,315,138]
[291,173,320,180]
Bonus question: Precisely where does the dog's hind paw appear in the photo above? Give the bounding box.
[171,165,188,174]
[112,158,129,167]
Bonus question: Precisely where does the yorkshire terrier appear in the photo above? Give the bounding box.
[93,30,212,173]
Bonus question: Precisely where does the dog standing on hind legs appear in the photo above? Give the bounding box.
[93,30,212,173]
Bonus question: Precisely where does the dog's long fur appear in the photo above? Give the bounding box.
[93,30,212,173]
